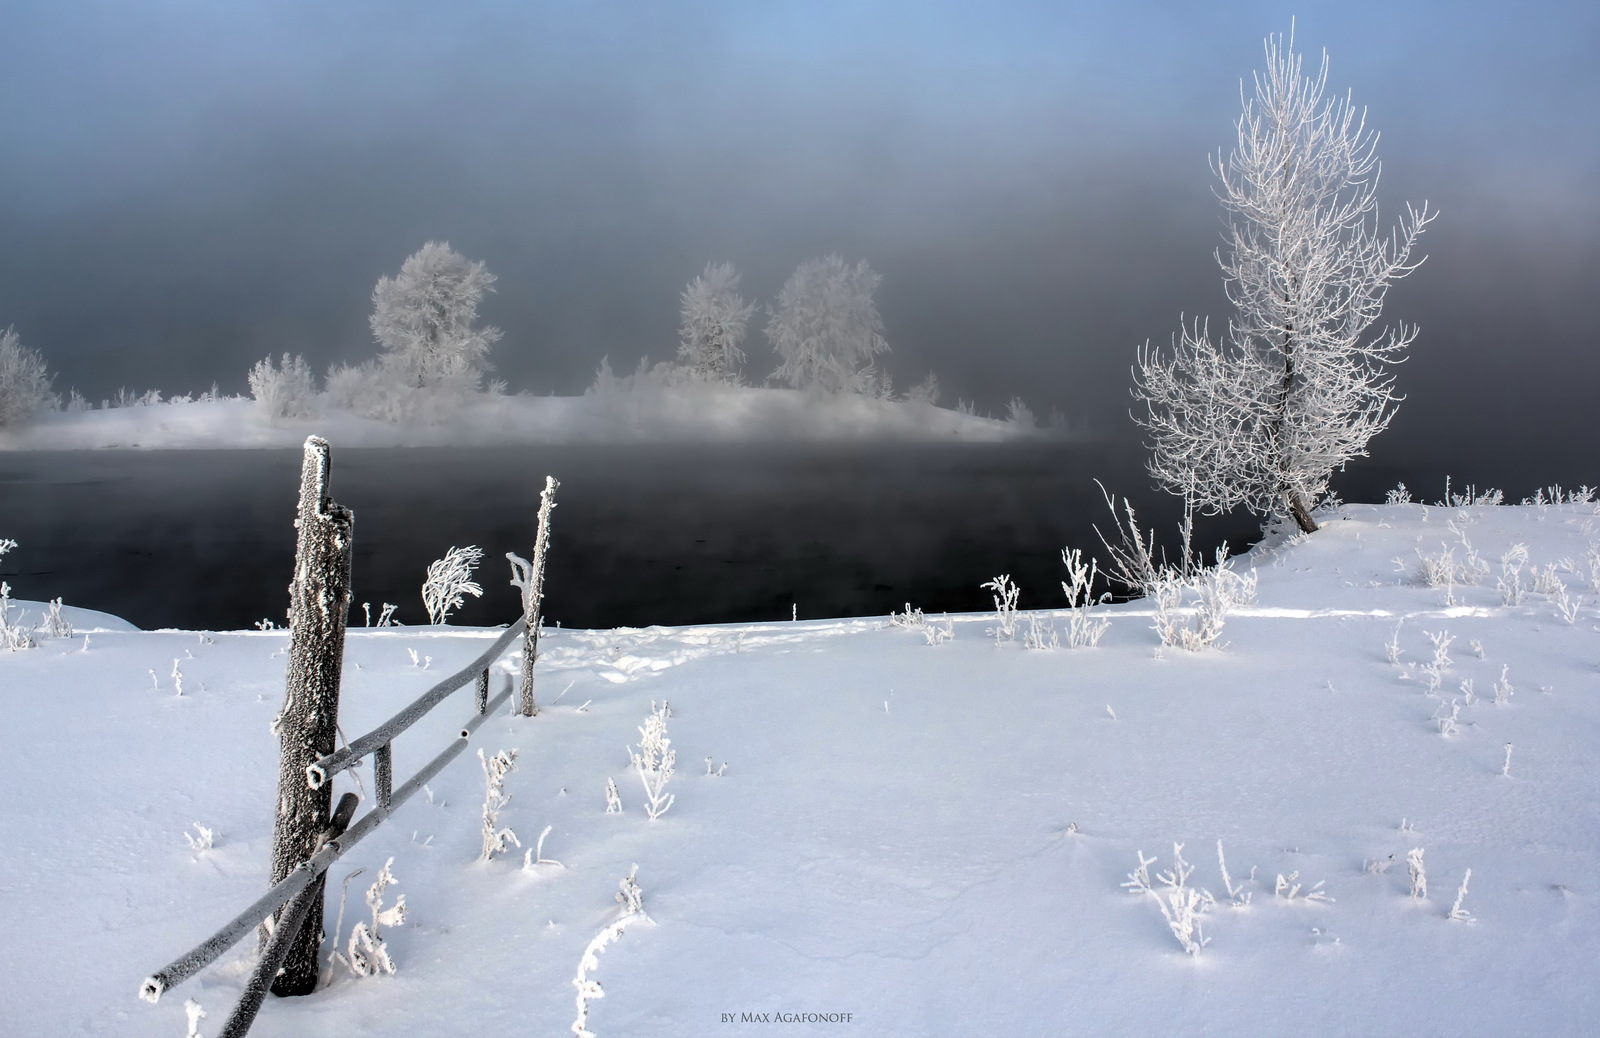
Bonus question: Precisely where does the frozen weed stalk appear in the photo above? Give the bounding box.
[572,865,649,1038]
[1407,848,1427,900]
[339,858,407,978]
[1448,869,1474,922]
[632,701,676,821]
[478,748,521,861]
[421,544,485,624]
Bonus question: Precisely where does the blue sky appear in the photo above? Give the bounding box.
[0,0,1595,462]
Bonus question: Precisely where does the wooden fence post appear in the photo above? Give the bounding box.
[265,436,354,997]
[511,476,559,717]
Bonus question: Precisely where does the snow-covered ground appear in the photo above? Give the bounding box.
[3,497,1599,1036]
[0,388,1031,450]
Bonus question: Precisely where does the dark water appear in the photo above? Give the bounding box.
[0,441,1572,631]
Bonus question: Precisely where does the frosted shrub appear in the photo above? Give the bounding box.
[41,597,72,639]
[1151,549,1257,651]
[981,575,1020,643]
[1006,396,1037,430]
[1497,545,1528,606]
[1060,547,1110,648]
[1216,840,1251,907]
[1022,615,1059,650]
[1124,843,1213,956]
[0,573,34,652]
[422,545,484,625]
[604,778,622,815]
[1385,482,1412,505]
[478,748,520,861]
[339,858,407,977]
[887,603,927,631]
[632,702,676,821]
[246,353,318,421]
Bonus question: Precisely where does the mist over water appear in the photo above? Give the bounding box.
[2,441,1582,633]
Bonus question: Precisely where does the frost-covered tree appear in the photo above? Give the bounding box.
[766,255,889,394]
[1133,29,1434,533]
[677,263,757,384]
[247,353,318,421]
[370,241,501,400]
[0,327,58,429]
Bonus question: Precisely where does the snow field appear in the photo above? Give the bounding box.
[1,500,1598,1035]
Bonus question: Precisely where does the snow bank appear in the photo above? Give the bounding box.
[0,387,1032,450]
[2,499,1598,1035]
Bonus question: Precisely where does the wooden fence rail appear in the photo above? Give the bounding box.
[140,437,557,1038]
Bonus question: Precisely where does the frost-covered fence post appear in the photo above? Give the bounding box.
[508,475,559,717]
[265,436,355,997]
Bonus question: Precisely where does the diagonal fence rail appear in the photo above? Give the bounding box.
[140,438,558,1038]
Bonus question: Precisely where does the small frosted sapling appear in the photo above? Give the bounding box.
[422,544,484,625]
[478,748,520,861]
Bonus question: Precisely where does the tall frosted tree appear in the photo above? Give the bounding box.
[677,263,757,384]
[0,327,57,430]
[1133,29,1434,533]
[766,255,889,394]
[370,242,502,396]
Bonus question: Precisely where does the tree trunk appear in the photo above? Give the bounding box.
[266,436,354,996]
[1287,491,1319,534]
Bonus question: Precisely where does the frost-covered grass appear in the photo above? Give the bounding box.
[2,500,1599,1035]
[0,386,1039,450]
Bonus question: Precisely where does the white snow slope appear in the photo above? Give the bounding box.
[2,498,1598,1037]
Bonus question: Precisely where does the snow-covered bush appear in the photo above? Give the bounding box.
[902,371,940,405]
[1151,548,1257,651]
[1407,848,1427,899]
[767,255,890,394]
[0,326,58,429]
[247,353,319,421]
[478,748,520,861]
[422,545,484,625]
[1005,397,1036,430]
[678,262,756,384]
